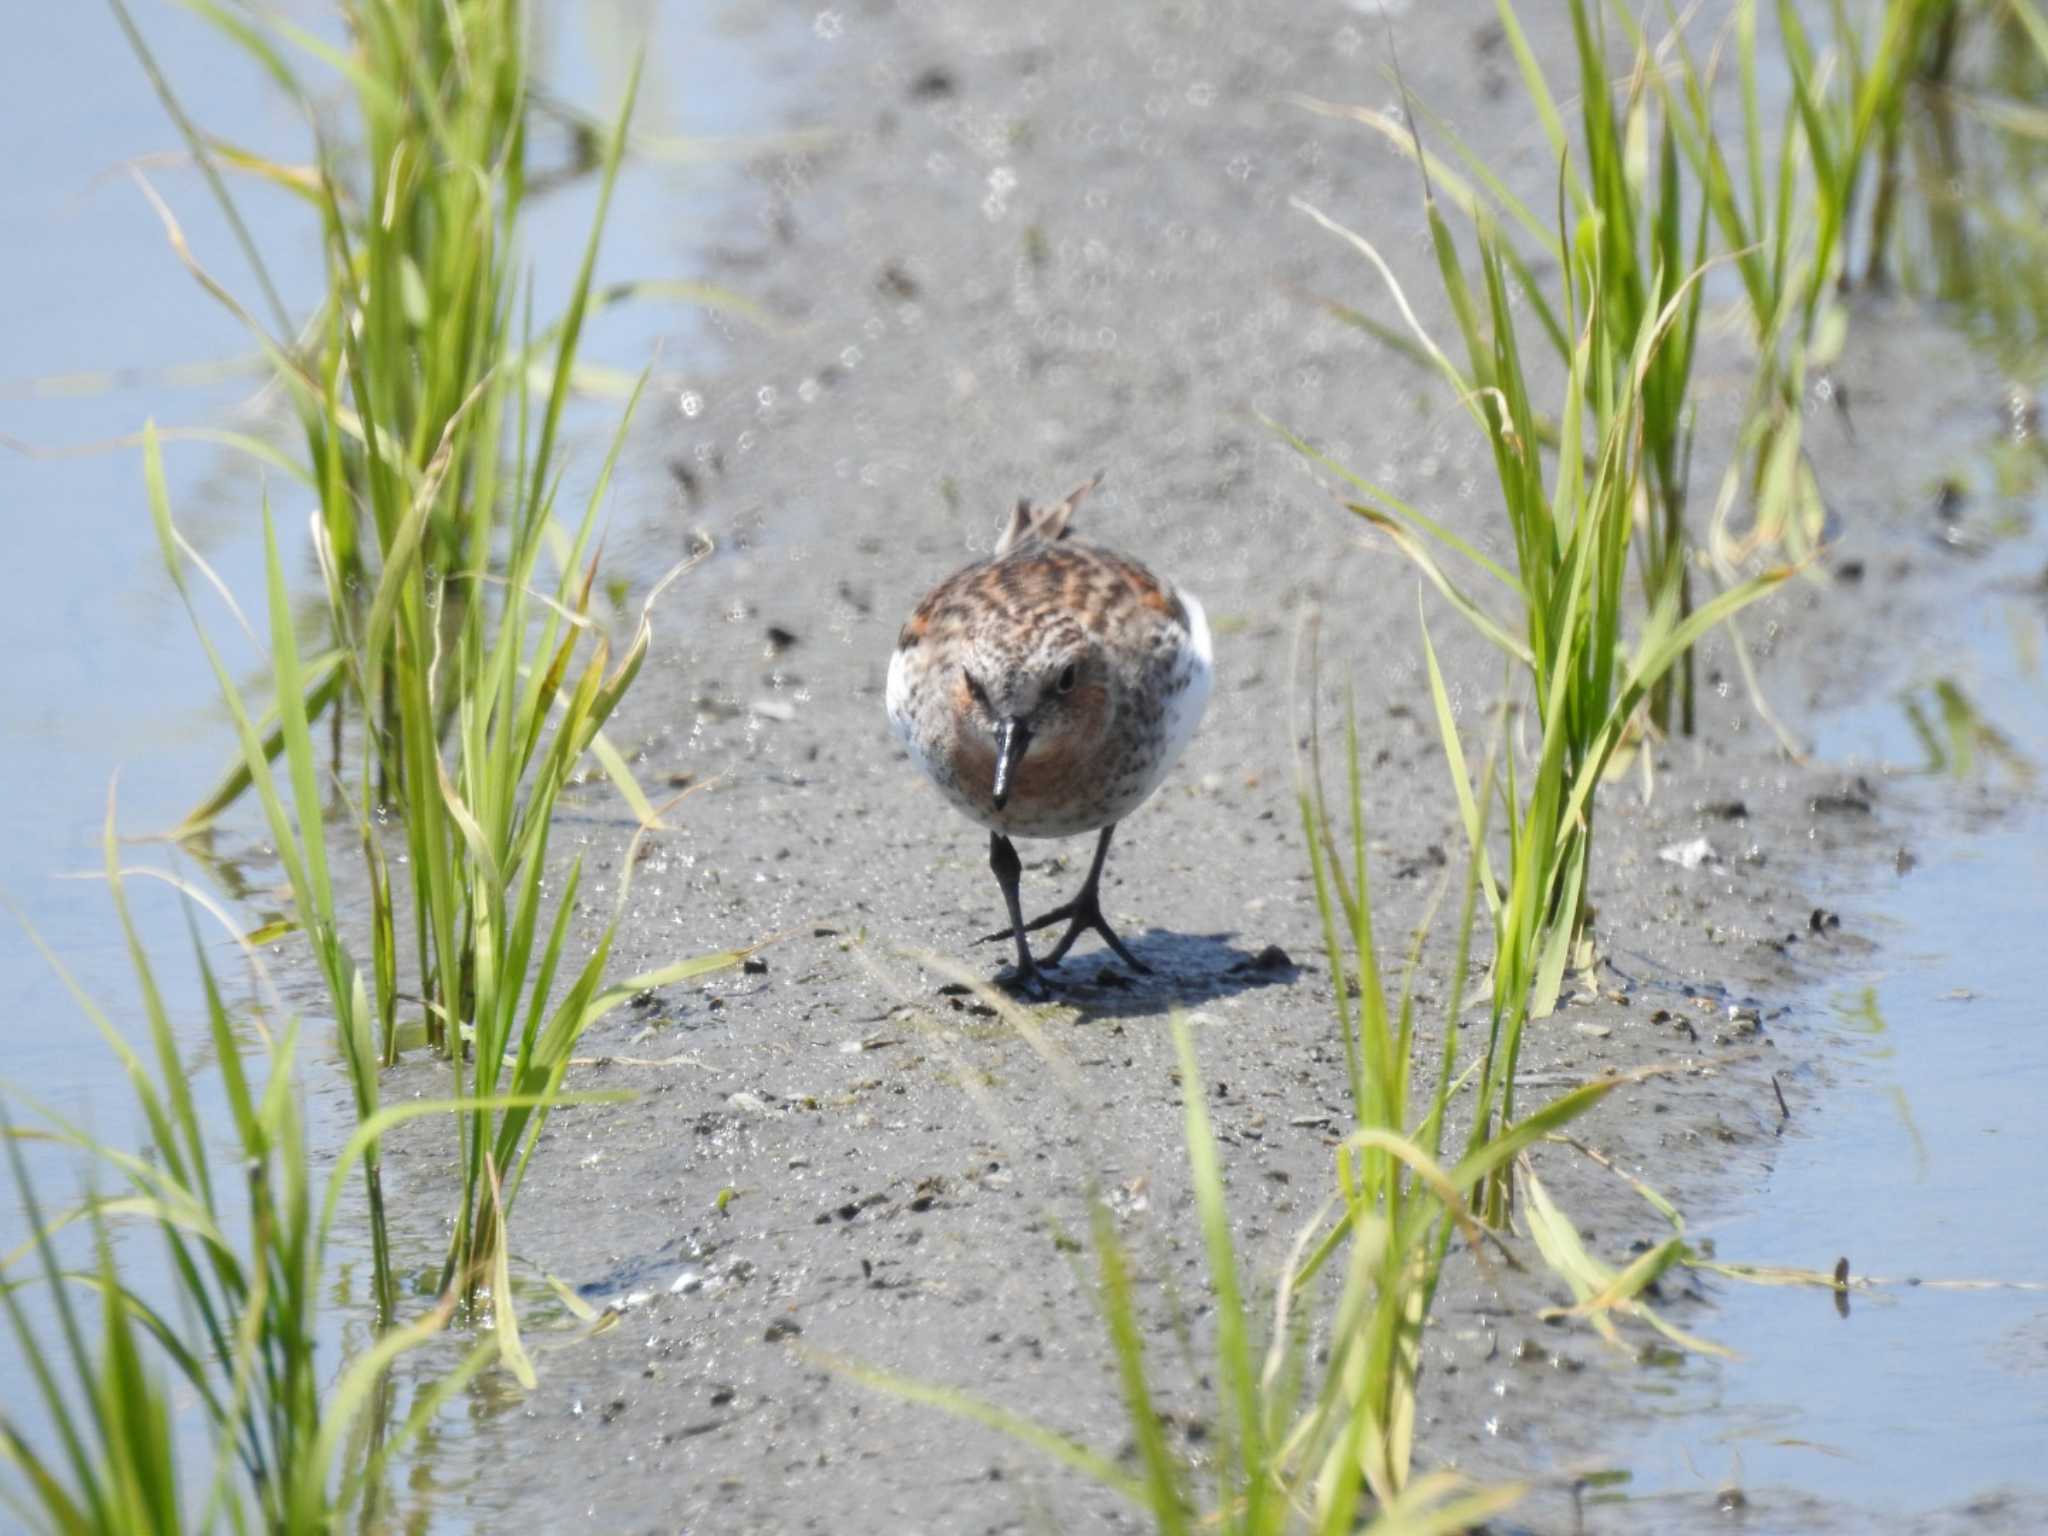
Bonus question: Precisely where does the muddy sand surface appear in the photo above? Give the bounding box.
[373,3,2038,1531]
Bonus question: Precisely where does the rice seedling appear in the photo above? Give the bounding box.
[148,418,746,1328]
[0,802,505,1531]
[1298,0,1719,736]
[113,0,751,1324]
[1285,116,1787,1052]
[1641,0,1962,571]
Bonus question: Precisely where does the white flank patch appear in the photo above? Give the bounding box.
[885,645,926,768]
[1160,583,1214,771]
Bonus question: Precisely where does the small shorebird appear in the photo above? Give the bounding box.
[886,475,1213,995]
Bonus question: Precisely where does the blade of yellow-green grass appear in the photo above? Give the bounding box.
[90,1219,180,1531]
[2013,0,2048,63]
[1337,1129,1484,1257]
[103,426,317,489]
[172,0,310,99]
[1263,416,1522,591]
[1528,847,1583,1021]
[1494,0,1590,211]
[1353,508,1533,664]
[147,426,324,940]
[0,1142,217,1274]
[509,858,582,1087]
[1551,1236,1689,1318]
[342,1335,499,1516]
[1312,1219,1397,1521]
[1093,1199,1191,1533]
[358,473,440,710]
[523,54,642,529]
[1450,1062,1666,1195]
[1418,607,1501,925]
[199,135,321,202]
[483,1156,537,1390]
[1345,699,1393,1105]
[127,169,312,408]
[576,950,752,1031]
[261,485,355,966]
[99,786,211,1204]
[1292,198,1489,435]
[584,731,668,830]
[817,1352,1145,1505]
[1552,563,1794,855]
[315,1092,625,1255]
[294,1297,454,1530]
[1520,1164,1623,1346]
[111,0,290,336]
[3,931,183,1244]
[0,1426,95,1532]
[171,652,344,838]
[1171,1016,1266,1524]
[1291,94,1562,267]
[1361,1473,1526,1535]
[54,1270,214,1418]
[0,1109,107,1525]
[544,1277,603,1324]
[1301,792,1361,1099]
[1523,1162,1731,1356]
[432,753,505,898]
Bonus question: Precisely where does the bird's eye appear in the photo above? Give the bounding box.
[1057,664,1078,694]
[965,672,993,712]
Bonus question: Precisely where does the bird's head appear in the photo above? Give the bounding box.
[957,619,1108,809]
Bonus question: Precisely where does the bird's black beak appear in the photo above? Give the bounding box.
[992,717,1032,810]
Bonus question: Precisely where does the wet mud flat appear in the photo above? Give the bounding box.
[371,2,2045,1530]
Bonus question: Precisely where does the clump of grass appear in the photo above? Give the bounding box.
[113,0,751,1326]
[0,802,507,1529]
[147,419,745,1331]
[1300,0,1716,737]
[1285,173,1785,1057]
[1636,0,1968,572]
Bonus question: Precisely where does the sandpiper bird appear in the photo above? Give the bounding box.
[885,475,1213,995]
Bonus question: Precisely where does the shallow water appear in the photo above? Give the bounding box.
[1604,439,2048,1521]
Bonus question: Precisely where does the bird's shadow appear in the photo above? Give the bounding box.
[989,930,1304,1020]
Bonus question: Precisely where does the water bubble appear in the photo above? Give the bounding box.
[812,9,843,40]
[677,390,703,419]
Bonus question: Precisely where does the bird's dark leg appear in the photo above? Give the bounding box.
[979,824,1151,974]
[988,831,1047,998]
